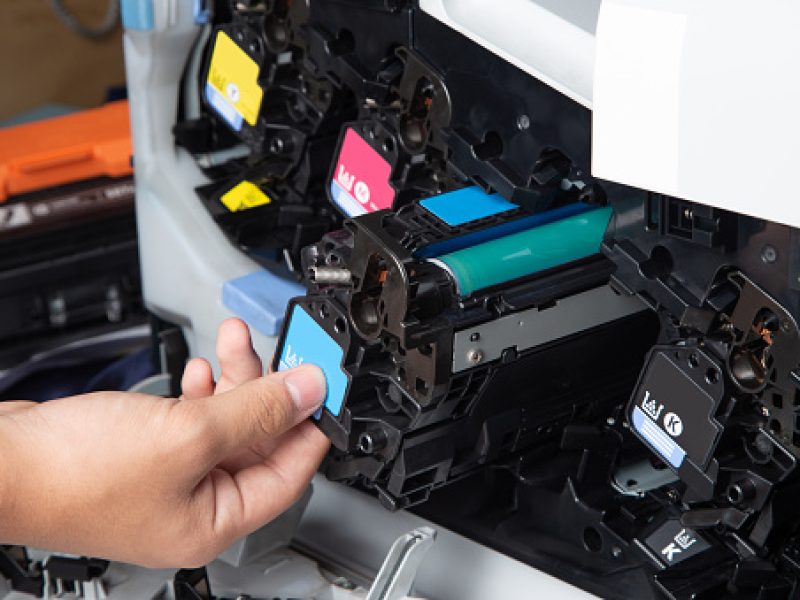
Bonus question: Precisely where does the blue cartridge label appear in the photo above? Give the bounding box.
[632,397,686,469]
[278,305,349,418]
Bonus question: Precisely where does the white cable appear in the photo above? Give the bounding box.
[48,0,120,40]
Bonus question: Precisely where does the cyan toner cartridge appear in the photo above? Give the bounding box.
[274,186,656,509]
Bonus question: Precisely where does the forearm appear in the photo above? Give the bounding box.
[0,402,76,551]
[0,411,28,544]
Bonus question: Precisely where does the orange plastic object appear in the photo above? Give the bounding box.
[0,100,133,203]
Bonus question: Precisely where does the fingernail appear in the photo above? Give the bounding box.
[284,365,327,414]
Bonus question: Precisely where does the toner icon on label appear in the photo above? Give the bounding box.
[226,82,240,103]
[661,528,697,562]
[354,180,370,205]
[663,412,683,437]
[641,390,664,420]
[645,521,710,566]
[330,127,395,217]
[279,344,304,370]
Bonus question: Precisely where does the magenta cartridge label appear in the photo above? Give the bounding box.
[330,127,395,216]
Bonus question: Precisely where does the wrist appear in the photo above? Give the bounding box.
[0,415,24,541]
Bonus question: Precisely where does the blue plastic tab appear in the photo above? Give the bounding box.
[193,0,211,24]
[222,271,304,337]
[420,187,516,226]
[121,0,155,31]
[277,305,349,418]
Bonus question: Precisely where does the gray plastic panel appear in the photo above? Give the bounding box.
[123,0,278,374]
[296,476,597,600]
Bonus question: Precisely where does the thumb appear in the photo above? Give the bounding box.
[198,364,327,459]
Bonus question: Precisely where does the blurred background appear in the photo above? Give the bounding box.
[0,1,157,402]
[0,0,125,124]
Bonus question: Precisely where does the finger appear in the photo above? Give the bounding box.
[215,318,262,393]
[216,422,330,534]
[217,427,295,473]
[0,400,36,414]
[181,358,215,400]
[198,364,326,459]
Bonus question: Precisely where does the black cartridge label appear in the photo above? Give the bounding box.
[645,520,710,566]
[630,351,722,471]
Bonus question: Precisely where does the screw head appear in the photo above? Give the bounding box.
[332,577,356,590]
[270,137,285,154]
[761,245,778,264]
[466,349,484,365]
[727,483,745,505]
[358,433,374,453]
[516,114,531,130]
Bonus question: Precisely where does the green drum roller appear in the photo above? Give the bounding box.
[428,206,613,297]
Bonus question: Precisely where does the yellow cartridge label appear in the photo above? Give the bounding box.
[206,31,263,128]
[221,181,272,212]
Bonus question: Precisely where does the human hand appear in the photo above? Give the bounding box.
[0,319,330,568]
